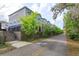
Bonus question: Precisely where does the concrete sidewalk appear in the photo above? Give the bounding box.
[7,41,32,48]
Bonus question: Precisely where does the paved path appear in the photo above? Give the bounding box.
[7,41,32,48]
[0,34,68,56]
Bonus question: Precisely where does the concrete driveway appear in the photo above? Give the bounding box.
[0,34,68,56]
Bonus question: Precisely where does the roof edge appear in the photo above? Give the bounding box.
[9,6,32,16]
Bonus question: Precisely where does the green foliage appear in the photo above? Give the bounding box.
[21,13,38,35]
[64,12,79,40]
[21,12,63,41]
[51,3,79,19]
[21,12,40,41]
[52,26,63,35]
[51,3,79,41]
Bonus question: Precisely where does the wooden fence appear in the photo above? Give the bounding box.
[0,31,21,41]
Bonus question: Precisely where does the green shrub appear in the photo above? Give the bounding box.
[51,26,63,35]
[64,12,79,40]
[67,33,79,41]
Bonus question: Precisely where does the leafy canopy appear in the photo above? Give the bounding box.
[20,12,39,36]
[51,3,79,20]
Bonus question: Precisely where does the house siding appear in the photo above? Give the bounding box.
[7,7,32,28]
[9,8,26,22]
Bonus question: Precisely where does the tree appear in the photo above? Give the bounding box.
[51,3,79,19]
[51,3,79,40]
[21,12,39,39]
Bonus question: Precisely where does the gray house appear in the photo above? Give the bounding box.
[5,6,32,31]
[0,6,33,41]
[2,6,51,31]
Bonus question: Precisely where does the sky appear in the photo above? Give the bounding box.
[0,0,64,29]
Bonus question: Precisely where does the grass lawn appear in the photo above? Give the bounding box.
[0,43,15,54]
[67,39,79,56]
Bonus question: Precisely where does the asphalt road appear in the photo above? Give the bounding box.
[0,34,68,56]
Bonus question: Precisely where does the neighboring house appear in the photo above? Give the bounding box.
[1,22,7,30]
